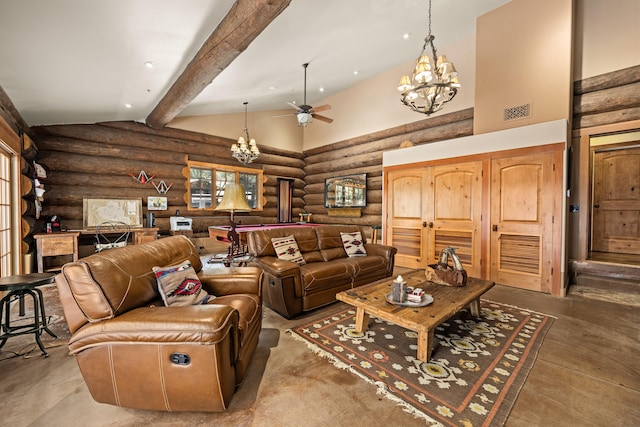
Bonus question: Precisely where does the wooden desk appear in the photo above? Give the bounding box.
[34,232,79,273]
[76,227,159,245]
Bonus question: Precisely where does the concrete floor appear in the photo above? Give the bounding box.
[1,273,639,427]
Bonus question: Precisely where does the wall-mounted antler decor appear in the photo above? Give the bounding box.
[130,170,155,184]
[152,180,173,194]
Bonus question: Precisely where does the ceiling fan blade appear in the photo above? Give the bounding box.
[272,112,295,118]
[286,101,303,112]
[311,104,331,113]
[312,114,333,123]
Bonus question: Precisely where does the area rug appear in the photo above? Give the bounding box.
[289,300,554,427]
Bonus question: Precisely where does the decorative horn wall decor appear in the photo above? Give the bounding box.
[152,180,173,194]
[130,170,155,184]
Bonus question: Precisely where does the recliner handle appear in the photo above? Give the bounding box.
[170,353,191,366]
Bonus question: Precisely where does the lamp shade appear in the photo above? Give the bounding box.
[215,183,251,212]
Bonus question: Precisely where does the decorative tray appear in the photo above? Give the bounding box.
[385,293,433,307]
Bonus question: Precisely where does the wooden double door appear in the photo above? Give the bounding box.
[385,148,562,294]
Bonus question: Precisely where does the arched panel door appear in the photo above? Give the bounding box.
[386,169,428,269]
[490,152,559,292]
[430,162,483,278]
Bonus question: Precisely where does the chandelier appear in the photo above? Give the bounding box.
[397,0,460,115]
[231,101,259,165]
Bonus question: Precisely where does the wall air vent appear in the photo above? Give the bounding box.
[503,103,531,121]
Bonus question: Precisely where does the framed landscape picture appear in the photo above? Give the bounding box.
[148,196,168,211]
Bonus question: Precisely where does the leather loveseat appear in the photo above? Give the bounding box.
[55,235,262,412]
[247,225,396,318]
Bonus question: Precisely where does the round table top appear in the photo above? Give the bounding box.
[0,272,56,291]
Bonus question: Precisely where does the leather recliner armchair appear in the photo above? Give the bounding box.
[55,235,262,412]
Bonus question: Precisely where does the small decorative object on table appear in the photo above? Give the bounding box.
[391,275,406,302]
[426,246,467,286]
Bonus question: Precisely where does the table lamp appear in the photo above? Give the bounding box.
[215,183,252,254]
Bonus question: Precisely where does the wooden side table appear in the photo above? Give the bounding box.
[132,228,159,245]
[34,232,79,273]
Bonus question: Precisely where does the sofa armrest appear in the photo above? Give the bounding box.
[364,243,397,259]
[67,304,239,355]
[200,267,263,297]
[250,256,301,278]
[364,243,398,275]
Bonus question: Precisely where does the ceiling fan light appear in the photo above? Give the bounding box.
[297,112,313,126]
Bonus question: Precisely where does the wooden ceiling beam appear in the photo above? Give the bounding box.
[146,0,291,129]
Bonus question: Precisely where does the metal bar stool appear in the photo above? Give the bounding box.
[0,273,57,357]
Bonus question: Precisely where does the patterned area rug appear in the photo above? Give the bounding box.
[290,300,554,427]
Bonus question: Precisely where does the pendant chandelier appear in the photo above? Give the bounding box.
[231,101,259,165]
[397,0,460,116]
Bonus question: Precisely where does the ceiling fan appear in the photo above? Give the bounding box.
[276,63,333,126]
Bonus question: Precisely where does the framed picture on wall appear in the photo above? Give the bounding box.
[324,173,367,208]
[147,196,168,211]
[83,198,143,228]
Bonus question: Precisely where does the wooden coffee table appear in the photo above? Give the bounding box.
[336,270,494,362]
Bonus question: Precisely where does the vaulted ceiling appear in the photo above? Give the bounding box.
[0,0,509,127]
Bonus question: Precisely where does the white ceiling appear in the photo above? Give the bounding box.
[0,0,509,127]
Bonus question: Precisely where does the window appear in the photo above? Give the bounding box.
[187,161,263,211]
[0,145,16,275]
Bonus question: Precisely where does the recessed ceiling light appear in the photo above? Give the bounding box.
[353,70,359,75]
[144,61,154,68]
[319,87,324,92]
[269,85,276,90]
[403,33,410,39]
[124,103,132,109]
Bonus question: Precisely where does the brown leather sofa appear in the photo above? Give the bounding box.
[247,225,396,318]
[55,235,262,412]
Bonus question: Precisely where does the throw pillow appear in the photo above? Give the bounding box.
[340,231,367,257]
[153,261,212,306]
[271,235,306,265]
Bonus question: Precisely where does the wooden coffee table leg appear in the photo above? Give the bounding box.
[417,328,435,362]
[469,298,481,317]
[354,308,370,333]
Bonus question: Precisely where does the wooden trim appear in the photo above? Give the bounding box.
[383,142,565,173]
[0,115,20,154]
[551,148,565,296]
[573,119,640,137]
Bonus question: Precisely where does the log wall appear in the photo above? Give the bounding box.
[573,65,640,129]
[302,108,474,231]
[33,121,305,253]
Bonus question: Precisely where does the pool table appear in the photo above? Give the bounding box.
[208,223,319,244]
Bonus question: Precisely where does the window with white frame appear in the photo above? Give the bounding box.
[0,146,13,275]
